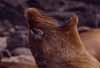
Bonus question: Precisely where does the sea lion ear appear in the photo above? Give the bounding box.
[61,15,79,30]
[25,8,42,20]
[24,8,59,29]
[24,8,42,29]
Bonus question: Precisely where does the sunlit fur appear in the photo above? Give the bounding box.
[26,8,100,68]
[80,28,100,62]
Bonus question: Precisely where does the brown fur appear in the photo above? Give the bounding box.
[80,28,100,61]
[26,8,100,68]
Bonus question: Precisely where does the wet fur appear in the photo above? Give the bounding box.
[26,8,100,68]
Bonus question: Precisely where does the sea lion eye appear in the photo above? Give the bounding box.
[31,28,44,40]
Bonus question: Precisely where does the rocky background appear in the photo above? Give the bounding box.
[0,0,99,65]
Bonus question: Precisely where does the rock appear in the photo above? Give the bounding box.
[11,47,33,56]
[0,62,38,68]
[0,37,7,48]
[27,0,100,28]
[0,1,36,67]
[1,55,36,65]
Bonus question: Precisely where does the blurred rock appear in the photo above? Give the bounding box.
[27,0,100,28]
[0,37,7,48]
[0,0,35,66]
[11,47,33,56]
[1,55,36,65]
[0,62,38,68]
